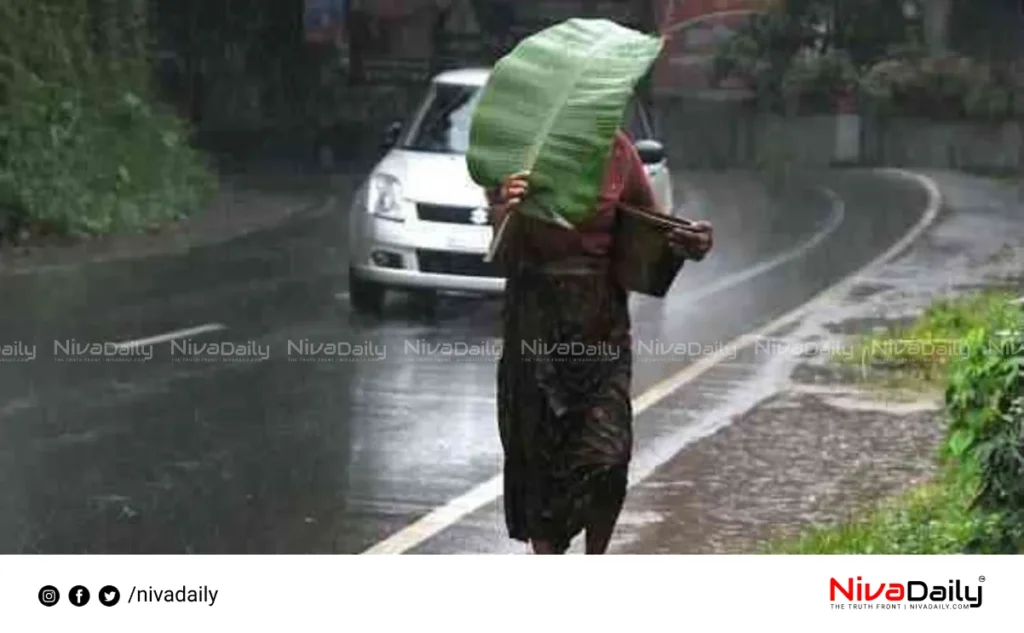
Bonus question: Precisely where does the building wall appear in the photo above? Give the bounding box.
[651,0,777,96]
[312,1,656,143]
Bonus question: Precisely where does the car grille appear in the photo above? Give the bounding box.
[417,249,502,278]
[416,203,486,225]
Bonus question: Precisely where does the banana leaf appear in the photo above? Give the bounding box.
[466,18,664,259]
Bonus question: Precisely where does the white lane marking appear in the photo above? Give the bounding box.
[361,170,942,555]
[635,170,940,412]
[678,187,845,304]
[335,292,350,300]
[112,323,226,351]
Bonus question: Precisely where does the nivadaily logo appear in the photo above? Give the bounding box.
[830,576,984,610]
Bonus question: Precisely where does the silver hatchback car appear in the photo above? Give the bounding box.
[347,67,674,313]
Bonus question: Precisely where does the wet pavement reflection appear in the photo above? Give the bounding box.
[0,169,928,553]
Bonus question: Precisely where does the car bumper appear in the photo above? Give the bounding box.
[352,264,505,294]
[350,210,506,294]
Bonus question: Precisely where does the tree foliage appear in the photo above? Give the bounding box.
[713,0,1024,118]
[0,0,214,240]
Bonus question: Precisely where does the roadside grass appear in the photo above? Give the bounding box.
[832,290,1020,388]
[767,290,1024,554]
[765,470,1020,554]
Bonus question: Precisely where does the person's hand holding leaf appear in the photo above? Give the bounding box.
[489,170,531,226]
[668,220,713,261]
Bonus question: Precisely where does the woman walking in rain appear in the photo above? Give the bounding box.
[487,129,714,554]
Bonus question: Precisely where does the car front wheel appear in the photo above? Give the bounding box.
[348,270,386,314]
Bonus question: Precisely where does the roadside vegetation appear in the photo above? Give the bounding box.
[768,291,1024,553]
[0,0,214,244]
[713,1,1024,121]
[837,291,1022,390]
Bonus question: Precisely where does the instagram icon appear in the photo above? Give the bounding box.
[38,585,60,607]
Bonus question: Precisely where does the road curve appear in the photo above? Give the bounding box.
[0,168,933,553]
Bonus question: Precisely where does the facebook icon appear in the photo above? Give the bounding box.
[69,585,90,607]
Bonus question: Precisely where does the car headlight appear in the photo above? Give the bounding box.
[367,173,405,222]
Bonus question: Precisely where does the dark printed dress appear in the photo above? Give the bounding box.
[490,131,660,550]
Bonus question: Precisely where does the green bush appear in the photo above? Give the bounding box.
[859,54,1019,121]
[710,2,1023,123]
[781,50,858,114]
[711,14,800,113]
[944,324,1024,521]
[0,0,214,240]
[859,58,922,112]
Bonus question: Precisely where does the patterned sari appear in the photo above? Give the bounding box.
[492,130,660,550]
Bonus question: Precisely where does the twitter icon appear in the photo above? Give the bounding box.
[99,585,120,607]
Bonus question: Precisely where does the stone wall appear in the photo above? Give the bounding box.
[862,118,1023,173]
[654,97,1023,174]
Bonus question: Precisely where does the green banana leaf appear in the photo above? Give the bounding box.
[467,18,664,242]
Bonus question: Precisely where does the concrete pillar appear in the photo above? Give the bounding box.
[922,0,952,56]
[834,94,860,163]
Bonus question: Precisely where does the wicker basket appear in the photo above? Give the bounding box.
[612,204,692,297]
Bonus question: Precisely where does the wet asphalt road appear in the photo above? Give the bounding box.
[0,169,929,553]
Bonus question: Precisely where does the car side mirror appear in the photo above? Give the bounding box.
[634,139,665,165]
[382,121,402,149]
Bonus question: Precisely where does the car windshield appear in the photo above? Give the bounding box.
[401,82,482,154]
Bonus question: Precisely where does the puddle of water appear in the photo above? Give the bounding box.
[818,394,942,414]
[823,315,915,336]
[848,283,894,299]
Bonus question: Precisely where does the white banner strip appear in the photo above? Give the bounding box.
[4,555,1014,631]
